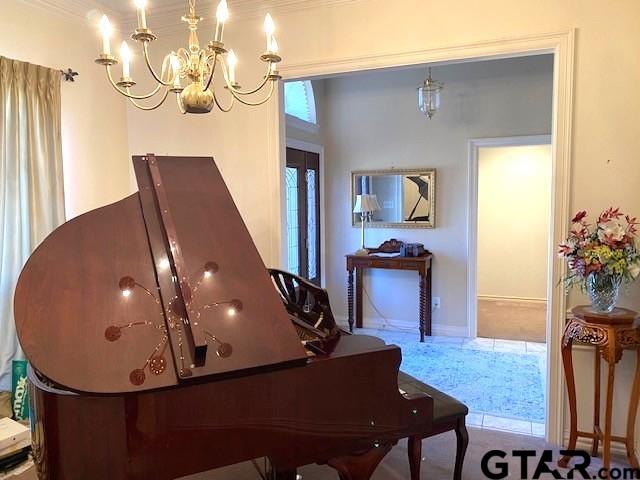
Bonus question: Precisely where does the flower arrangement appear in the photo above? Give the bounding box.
[558,208,639,311]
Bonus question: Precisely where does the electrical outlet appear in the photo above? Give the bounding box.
[432,297,441,309]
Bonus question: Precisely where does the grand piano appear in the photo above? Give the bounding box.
[14,155,436,480]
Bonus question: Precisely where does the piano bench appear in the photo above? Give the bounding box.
[398,371,469,480]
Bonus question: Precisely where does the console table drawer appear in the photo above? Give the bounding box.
[351,258,402,269]
[370,259,402,269]
[402,260,426,270]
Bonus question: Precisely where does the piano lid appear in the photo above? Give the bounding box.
[14,155,308,394]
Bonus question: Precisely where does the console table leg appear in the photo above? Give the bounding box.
[625,349,640,469]
[592,348,601,457]
[419,275,426,342]
[347,268,354,333]
[558,327,577,468]
[425,266,432,337]
[356,267,363,329]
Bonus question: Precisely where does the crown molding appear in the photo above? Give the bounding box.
[20,0,359,33]
[19,0,121,25]
[121,0,359,35]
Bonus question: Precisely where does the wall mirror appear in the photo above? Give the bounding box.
[351,169,436,228]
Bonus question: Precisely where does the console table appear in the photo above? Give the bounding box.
[345,253,432,342]
[559,305,640,473]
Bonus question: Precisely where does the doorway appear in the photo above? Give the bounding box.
[285,147,321,285]
[468,135,552,341]
[275,33,574,444]
[467,135,552,432]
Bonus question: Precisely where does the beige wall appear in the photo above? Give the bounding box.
[0,2,131,220]
[320,57,553,334]
[478,145,552,300]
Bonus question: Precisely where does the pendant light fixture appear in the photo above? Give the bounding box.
[418,67,443,119]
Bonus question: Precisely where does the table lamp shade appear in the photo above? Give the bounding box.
[353,194,381,214]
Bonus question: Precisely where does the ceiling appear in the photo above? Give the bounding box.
[89,0,344,16]
[93,0,223,15]
[28,0,353,31]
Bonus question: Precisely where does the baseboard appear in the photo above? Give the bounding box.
[563,429,638,457]
[478,295,547,304]
[335,315,469,337]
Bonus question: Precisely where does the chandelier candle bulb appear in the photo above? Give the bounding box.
[264,14,275,51]
[171,55,181,88]
[227,50,237,84]
[134,0,148,29]
[270,37,279,54]
[215,0,229,42]
[99,15,112,55]
[120,42,132,79]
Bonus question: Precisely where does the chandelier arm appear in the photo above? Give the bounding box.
[202,53,219,92]
[220,56,273,96]
[105,67,164,100]
[227,81,275,106]
[177,48,190,63]
[127,88,171,111]
[142,43,176,87]
[213,88,234,112]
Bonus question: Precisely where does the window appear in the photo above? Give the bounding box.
[284,80,317,125]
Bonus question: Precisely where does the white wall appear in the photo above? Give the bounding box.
[477,145,552,300]
[0,2,131,220]
[321,56,553,334]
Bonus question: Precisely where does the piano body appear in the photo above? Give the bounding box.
[14,155,433,479]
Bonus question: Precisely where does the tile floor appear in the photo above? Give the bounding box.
[354,327,547,437]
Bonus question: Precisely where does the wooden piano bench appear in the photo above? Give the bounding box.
[398,371,469,480]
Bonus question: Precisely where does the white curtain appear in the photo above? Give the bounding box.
[0,56,65,390]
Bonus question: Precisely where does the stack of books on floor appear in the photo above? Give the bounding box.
[0,418,30,473]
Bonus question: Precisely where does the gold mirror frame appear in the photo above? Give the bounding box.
[351,168,436,229]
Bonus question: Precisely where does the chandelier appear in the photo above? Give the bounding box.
[417,67,443,119]
[95,0,282,114]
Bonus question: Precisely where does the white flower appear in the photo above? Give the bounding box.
[598,222,626,242]
[630,261,640,279]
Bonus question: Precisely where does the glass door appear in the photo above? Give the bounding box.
[285,147,321,285]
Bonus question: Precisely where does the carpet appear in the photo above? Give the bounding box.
[397,341,545,422]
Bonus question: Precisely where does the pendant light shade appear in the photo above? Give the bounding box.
[418,67,443,119]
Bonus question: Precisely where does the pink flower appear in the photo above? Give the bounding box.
[572,210,587,223]
[558,243,573,257]
[598,207,622,224]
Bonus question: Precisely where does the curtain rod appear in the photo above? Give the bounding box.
[60,68,78,82]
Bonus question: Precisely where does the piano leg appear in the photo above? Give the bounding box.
[327,443,392,480]
[408,436,422,480]
[271,469,297,480]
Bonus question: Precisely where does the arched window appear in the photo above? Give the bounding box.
[284,80,317,126]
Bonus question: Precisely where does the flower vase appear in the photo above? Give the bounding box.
[586,272,621,313]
